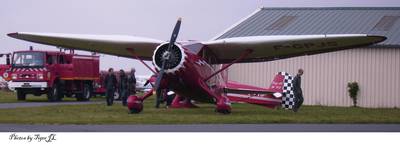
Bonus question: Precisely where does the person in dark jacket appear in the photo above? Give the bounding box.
[292,68,304,112]
[128,68,137,95]
[104,68,117,106]
[119,69,128,106]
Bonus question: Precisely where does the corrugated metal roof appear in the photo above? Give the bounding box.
[216,7,400,47]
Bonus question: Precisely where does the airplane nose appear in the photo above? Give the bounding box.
[152,42,186,74]
[162,51,171,60]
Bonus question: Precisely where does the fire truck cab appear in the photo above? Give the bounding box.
[3,48,99,102]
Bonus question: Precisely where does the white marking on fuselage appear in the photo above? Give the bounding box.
[195,60,207,66]
[227,93,281,103]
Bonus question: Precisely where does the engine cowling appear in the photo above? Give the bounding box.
[152,42,186,74]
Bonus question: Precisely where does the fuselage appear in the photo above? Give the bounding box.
[153,42,226,103]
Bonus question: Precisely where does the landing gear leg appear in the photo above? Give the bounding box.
[171,95,198,108]
[197,79,232,114]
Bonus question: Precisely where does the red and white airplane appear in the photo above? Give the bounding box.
[7,18,385,114]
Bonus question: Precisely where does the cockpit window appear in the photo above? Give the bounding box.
[12,52,44,67]
[184,43,203,54]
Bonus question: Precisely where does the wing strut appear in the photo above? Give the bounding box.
[126,48,157,74]
[203,49,252,82]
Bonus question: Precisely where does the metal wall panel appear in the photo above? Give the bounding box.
[227,48,400,108]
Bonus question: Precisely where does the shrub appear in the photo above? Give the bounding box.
[347,82,359,107]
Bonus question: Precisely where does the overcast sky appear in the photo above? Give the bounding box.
[1,0,400,75]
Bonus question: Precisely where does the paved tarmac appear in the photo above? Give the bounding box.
[1,124,400,132]
[0,101,102,109]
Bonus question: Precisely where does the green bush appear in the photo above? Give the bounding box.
[347,82,359,107]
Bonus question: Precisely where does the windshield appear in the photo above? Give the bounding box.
[12,52,44,67]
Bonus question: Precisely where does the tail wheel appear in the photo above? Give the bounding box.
[16,89,26,101]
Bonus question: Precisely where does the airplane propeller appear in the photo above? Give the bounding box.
[154,18,182,108]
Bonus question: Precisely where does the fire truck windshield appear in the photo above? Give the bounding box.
[12,52,44,67]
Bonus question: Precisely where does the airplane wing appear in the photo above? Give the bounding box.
[7,32,165,60]
[8,32,385,63]
[203,34,386,64]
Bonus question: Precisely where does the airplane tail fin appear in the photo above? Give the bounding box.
[267,72,296,110]
[267,72,286,93]
[225,72,296,110]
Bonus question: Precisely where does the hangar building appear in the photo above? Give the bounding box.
[215,7,400,108]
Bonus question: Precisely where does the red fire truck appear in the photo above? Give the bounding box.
[0,47,99,102]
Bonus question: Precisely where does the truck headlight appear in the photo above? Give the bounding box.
[11,74,17,80]
[2,73,8,78]
[37,73,44,79]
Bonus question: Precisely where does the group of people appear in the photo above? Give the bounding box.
[104,68,137,106]
[102,67,305,112]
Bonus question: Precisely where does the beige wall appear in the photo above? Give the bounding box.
[227,48,400,108]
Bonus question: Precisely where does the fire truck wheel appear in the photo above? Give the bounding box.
[16,90,26,101]
[65,93,73,98]
[77,83,92,101]
[47,82,63,102]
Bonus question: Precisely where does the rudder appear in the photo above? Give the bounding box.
[267,73,285,93]
[278,72,296,110]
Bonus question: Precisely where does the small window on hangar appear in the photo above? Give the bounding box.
[266,15,297,30]
[372,16,400,31]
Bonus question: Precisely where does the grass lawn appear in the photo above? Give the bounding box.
[0,90,399,124]
[0,90,105,103]
[0,91,17,103]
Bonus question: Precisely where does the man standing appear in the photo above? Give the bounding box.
[293,68,304,112]
[104,68,117,106]
[128,68,137,95]
[119,69,128,106]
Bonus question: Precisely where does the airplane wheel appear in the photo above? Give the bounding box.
[127,95,143,114]
[216,98,232,114]
[130,108,143,114]
[215,109,231,114]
